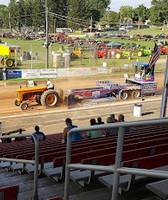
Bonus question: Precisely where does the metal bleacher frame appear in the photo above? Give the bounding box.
[64,117,168,200]
[0,133,39,200]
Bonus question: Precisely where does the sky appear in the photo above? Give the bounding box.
[109,0,151,12]
[0,0,151,12]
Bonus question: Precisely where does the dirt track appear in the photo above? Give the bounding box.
[0,73,165,133]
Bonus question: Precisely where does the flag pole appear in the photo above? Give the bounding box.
[160,56,168,117]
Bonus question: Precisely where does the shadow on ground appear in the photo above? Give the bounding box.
[142,112,154,116]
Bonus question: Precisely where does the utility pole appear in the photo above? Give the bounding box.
[45,0,49,69]
[9,11,12,32]
[53,18,56,33]
[90,16,92,33]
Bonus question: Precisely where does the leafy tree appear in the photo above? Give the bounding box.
[67,0,90,29]
[100,11,119,27]
[67,0,110,29]
[17,0,25,30]
[48,0,68,29]
[0,5,9,29]
[119,6,134,24]
[133,5,150,22]
[31,0,44,31]
[150,0,168,24]
[8,0,19,29]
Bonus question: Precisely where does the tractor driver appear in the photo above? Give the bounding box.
[47,79,54,90]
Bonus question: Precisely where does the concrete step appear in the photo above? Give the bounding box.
[0,170,19,178]
[0,174,33,187]
[18,184,64,200]
[18,177,55,193]
[69,187,111,200]
[18,178,85,200]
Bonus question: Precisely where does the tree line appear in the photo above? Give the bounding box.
[0,0,167,31]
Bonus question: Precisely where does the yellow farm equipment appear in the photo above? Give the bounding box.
[0,43,21,67]
[15,84,63,110]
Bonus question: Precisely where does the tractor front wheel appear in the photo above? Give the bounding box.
[20,102,28,110]
[15,99,21,106]
[41,90,59,108]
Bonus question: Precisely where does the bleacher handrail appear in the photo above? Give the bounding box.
[0,133,39,200]
[64,117,168,200]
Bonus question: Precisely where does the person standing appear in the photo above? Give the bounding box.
[2,67,7,80]
[62,118,83,143]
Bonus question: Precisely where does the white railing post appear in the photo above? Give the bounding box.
[64,131,72,200]
[0,133,39,200]
[31,134,39,200]
[111,126,125,200]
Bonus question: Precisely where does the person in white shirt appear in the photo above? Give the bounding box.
[47,79,54,89]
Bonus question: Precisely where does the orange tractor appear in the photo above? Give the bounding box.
[15,83,63,110]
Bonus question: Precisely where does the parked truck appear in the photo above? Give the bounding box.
[0,43,21,67]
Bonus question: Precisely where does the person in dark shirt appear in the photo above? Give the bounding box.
[31,125,46,141]
[97,117,104,124]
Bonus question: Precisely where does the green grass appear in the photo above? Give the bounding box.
[0,25,167,72]
[128,26,167,36]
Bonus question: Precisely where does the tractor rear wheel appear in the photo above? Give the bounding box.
[5,58,14,67]
[20,102,28,110]
[115,53,122,59]
[41,90,59,108]
[120,91,129,100]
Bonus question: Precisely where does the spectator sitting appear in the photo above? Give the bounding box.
[117,114,130,133]
[87,118,102,139]
[97,117,104,124]
[1,132,11,143]
[118,114,125,122]
[105,116,118,136]
[62,118,83,143]
[15,128,26,142]
[110,114,118,122]
[31,125,46,141]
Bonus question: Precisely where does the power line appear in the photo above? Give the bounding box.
[49,12,90,28]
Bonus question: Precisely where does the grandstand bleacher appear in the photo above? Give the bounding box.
[0,119,168,200]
